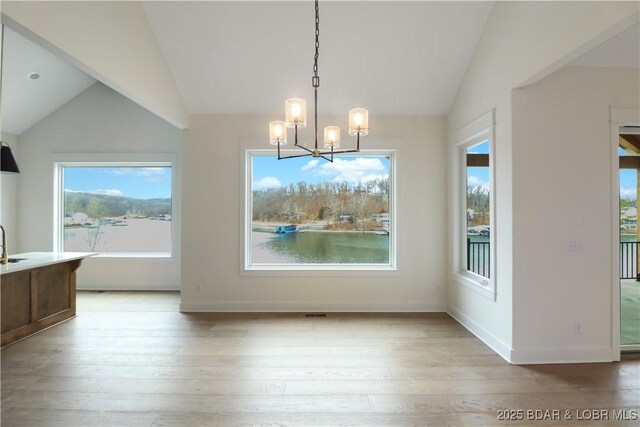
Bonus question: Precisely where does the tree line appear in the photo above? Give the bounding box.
[65,192,171,219]
[253,179,389,229]
[467,184,490,226]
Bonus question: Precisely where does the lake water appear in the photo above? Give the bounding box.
[64,219,171,252]
[252,231,389,264]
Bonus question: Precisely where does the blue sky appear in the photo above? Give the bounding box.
[619,147,638,200]
[253,155,390,189]
[620,169,637,200]
[64,167,172,199]
[466,141,490,190]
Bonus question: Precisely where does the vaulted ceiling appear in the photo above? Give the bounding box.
[571,23,639,68]
[142,1,493,115]
[3,1,637,136]
[1,27,96,135]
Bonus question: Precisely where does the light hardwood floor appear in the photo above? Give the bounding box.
[1,291,639,426]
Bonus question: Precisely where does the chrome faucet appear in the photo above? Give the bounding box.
[0,225,7,264]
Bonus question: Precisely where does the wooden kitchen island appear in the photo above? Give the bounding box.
[1,252,95,347]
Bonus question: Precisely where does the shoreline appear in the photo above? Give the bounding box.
[252,227,386,234]
[252,222,387,234]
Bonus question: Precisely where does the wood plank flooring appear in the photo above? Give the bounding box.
[1,291,638,426]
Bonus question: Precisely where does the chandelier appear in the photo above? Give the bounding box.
[268,0,369,163]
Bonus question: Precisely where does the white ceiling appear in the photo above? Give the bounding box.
[142,1,493,115]
[571,23,640,68]
[1,27,96,136]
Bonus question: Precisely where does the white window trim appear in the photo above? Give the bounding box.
[52,153,179,259]
[242,149,397,273]
[609,106,640,359]
[451,111,496,300]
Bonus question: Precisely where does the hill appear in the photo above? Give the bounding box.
[64,191,171,219]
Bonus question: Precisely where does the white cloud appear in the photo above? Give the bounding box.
[254,176,282,190]
[621,187,637,200]
[65,189,125,196]
[307,157,388,184]
[301,159,320,171]
[467,176,490,192]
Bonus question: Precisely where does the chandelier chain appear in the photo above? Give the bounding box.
[313,0,319,79]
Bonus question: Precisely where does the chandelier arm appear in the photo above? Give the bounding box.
[295,144,314,155]
[277,151,314,160]
[295,143,334,162]
[318,149,360,156]
[277,150,333,162]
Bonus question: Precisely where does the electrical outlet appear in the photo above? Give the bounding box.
[575,322,583,334]
[568,241,584,252]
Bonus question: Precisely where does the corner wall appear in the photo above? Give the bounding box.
[181,115,446,311]
[446,1,639,362]
[16,83,183,290]
[511,66,640,363]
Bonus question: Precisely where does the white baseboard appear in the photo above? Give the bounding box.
[446,304,513,363]
[77,283,180,291]
[510,346,614,364]
[180,300,446,313]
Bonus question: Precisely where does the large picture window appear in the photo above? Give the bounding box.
[57,164,173,255]
[245,151,395,270]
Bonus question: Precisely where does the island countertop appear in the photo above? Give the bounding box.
[0,252,97,276]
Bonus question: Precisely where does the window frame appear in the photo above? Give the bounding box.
[452,111,496,299]
[53,156,177,259]
[243,149,397,272]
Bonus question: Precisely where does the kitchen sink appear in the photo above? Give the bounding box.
[7,258,26,263]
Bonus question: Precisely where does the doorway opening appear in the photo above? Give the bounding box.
[618,126,640,352]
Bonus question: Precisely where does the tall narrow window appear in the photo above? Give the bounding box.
[59,165,173,254]
[465,141,490,278]
[453,110,495,298]
[245,151,395,270]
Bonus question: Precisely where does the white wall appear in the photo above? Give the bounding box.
[17,83,182,290]
[0,132,19,251]
[2,1,189,129]
[181,115,446,311]
[446,1,639,361]
[511,66,640,363]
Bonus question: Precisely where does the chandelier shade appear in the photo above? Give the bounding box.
[349,108,369,137]
[285,98,307,129]
[268,0,368,163]
[324,126,340,149]
[269,121,287,146]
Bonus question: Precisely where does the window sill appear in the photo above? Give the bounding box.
[87,253,174,262]
[453,271,495,300]
[242,264,399,277]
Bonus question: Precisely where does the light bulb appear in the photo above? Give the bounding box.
[285,98,307,128]
[324,126,341,148]
[269,121,287,145]
[348,108,369,136]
